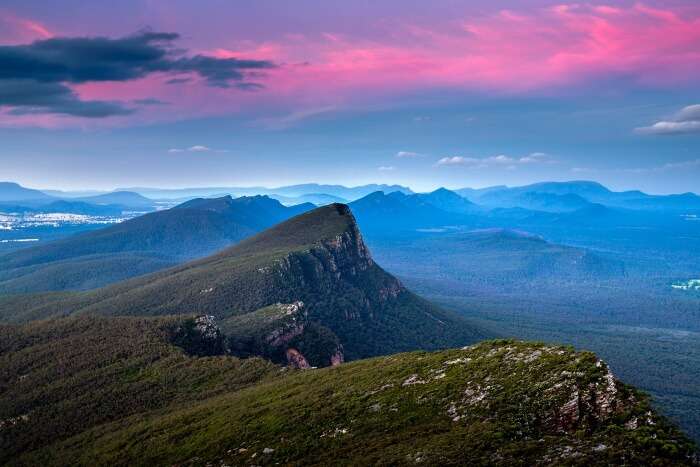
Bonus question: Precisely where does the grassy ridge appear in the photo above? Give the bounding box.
[5,333,695,466]
[0,315,279,463]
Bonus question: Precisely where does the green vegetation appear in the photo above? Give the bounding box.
[0,195,312,293]
[2,318,694,466]
[0,315,279,464]
[0,204,486,361]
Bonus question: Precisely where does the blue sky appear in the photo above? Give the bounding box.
[0,0,699,193]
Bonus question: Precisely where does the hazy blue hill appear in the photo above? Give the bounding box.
[0,204,486,361]
[0,182,54,203]
[415,187,480,213]
[623,192,700,211]
[72,191,156,210]
[40,200,125,216]
[458,180,700,212]
[368,227,625,288]
[0,195,314,293]
[268,192,349,206]
[349,190,468,232]
[114,183,413,201]
[478,190,593,212]
[268,183,413,200]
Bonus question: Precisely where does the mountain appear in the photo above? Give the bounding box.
[116,183,413,201]
[0,195,314,293]
[266,183,413,200]
[1,315,695,465]
[349,190,471,233]
[40,200,125,216]
[415,187,480,214]
[369,227,625,288]
[477,190,593,212]
[0,204,485,362]
[72,191,156,210]
[268,192,349,206]
[459,181,700,212]
[0,182,54,203]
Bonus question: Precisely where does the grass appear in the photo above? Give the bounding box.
[5,333,695,466]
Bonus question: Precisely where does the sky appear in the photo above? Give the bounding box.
[0,0,699,193]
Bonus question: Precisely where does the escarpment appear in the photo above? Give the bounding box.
[2,204,485,365]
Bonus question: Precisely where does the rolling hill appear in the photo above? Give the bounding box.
[0,182,54,203]
[0,195,314,293]
[71,191,156,210]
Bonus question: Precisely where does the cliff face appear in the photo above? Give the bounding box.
[222,302,345,368]
[270,215,405,319]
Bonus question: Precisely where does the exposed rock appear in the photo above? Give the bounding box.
[402,374,428,386]
[194,315,220,339]
[330,347,345,366]
[171,315,227,356]
[285,348,311,369]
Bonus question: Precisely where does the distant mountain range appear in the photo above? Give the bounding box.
[458,180,700,211]
[115,183,413,201]
[0,182,157,213]
[4,180,700,218]
[0,195,313,293]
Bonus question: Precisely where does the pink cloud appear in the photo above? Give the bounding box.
[190,2,700,111]
[3,3,700,127]
[0,10,53,43]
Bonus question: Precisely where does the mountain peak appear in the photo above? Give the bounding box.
[228,203,361,256]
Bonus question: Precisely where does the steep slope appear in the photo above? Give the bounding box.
[2,317,695,466]
[0,204,486,362]
[0,195,314,293]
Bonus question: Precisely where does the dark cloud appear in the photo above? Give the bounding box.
[165,77,191,85]
[133,98,169,105]
[0,79,133,117]
[234,82,265,91]
[0,31,275,118]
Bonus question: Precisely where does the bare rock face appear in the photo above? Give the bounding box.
[264,302,307,347]
[171,315,227,357]
[194,315,220,339]
[553,360,636,433]
[270,209,405,320]
[285,348,311,369]
[330,347,345,366]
